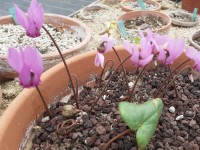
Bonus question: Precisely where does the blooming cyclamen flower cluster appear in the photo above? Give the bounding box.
[95,29,200,73]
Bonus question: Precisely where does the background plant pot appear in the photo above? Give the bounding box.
[189,30,200,51]
[0,46,193,150]
[79,4,111,20]
[120,0,161,12]
[182,0,200,14]
[118,10,172,33]
[0,14,91,79]
[170,11,199,27]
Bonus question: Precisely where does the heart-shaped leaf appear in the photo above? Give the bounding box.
[119,98,163,150]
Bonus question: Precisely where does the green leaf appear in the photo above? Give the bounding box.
[119,98,163,150]
[133,37,141,44]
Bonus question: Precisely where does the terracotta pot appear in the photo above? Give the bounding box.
[79,4,111,20]
[189,30,200,51]
[0,14,91,79]
[120,0,161,12]
[182,0,200,14]
[0,46,193,150]
[118,10,172,33]
[170,11,199,27]
[0,86,2,107]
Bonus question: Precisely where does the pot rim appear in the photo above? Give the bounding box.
[118,10,172,33]
[120,0,161,12]
[189,30,200,50]
[169,11,199,27]
[0,13,91,60]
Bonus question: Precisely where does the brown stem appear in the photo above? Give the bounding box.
[103,129,131,150]
[36,86,52,118]
[42,26,77,108]
[159,66,192,97]
[89,55,132,112]
[71,74,79,109]
[100,59,114,79]
[155,59,191,97]
[168,65,179,98]
[130,64,148,101]
[112,47,131,101]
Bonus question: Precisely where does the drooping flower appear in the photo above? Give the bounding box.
[186,46,200,72]
[7,46,43,88]
[94,34,115,68]
[157,36,185,65]
[123,40,153,67]
[14,0,44,38]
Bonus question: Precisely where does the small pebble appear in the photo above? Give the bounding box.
[169,106,175,113]
[41,116,50,123]
[176,115,184,121]
[128,82,134,88]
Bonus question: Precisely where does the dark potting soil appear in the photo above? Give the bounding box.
[171,12,195,22]
[30,65,200,150]
[124,15,166,31]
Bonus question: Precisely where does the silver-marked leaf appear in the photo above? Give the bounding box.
[119,98,163,150]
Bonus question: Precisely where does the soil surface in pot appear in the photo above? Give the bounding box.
[170,12,196,22]
[124,15,166,31]
[123,1,157,10]
[27,65,200,149]
[0,24,86,55]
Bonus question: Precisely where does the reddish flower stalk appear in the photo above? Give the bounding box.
[130,64,149,102]
[89,55,132,112]
[155,59,191,97]
[167,65,179,98]
[36,86,52,118]
[159,66,192,97]
[100,59,114,79]
[103,129,131,150]
[112,47,131,101]
[42,26,78,109]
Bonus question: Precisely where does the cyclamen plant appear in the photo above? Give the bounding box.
[93,30,200,149]
[6,0,200,149]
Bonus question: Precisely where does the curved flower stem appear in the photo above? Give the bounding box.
[42,26,78,109]
[71,74,79,109]
[112,47,131,101]
[103,129,131,150]
[36,86,52,118]
[159,66,192,97]
[130,64,148,102]
[168,65,179,98]
[155,59,191,97]
[89,55,132,112]
[100,59,114,79]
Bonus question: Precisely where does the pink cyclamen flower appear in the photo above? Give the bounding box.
[94,34,115,68]
[7,46,43,88]
[157,36,185,65]
[123,40,153,67]
[186,46,200,72]
[14,0,44,38]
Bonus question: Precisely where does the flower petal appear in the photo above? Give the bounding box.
[23,46,43,76]
[104,39,115,53]
[7,47,23,73]
[131,45,139,66]
[19,64,32,88]
[14,4,28,30]
[139,54,153,67]
[157,47,167,63]
[95,52,104,68]
[123,40,133,54]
